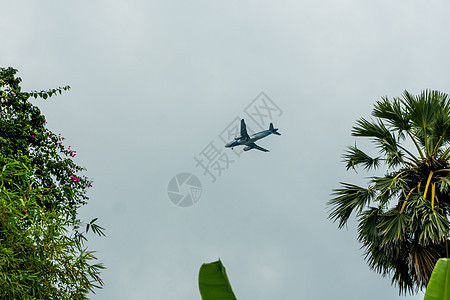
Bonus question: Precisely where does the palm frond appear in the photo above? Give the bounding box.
[328,183,374,228]
[402,90,450,156]
[418,206,449,245]
[430,105,450,156]
[352,118,406,167]
[408,242,442,289]
[364,240,394,276]
[402,90,438,131]
[370,175,407,206]
[378,209,410,245]
[343,145,381,171]
[352,117,392,140]
[357,206,382,246]
[391,257,416,295]
[436,173,450,194]
[372,96,411,134]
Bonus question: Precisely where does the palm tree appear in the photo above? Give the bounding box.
[328,90,450,294]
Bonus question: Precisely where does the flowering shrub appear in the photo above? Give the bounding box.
[0,67,104,298]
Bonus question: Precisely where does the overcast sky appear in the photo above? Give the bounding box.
[3,1,450,299]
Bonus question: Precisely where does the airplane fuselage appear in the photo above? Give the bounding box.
[225,119,280,152]
[225,130,272,148]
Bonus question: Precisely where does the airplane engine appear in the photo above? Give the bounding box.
[243,146,252,151]
[234,136,242,140]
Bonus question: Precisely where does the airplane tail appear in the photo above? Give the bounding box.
[269,123,281,135]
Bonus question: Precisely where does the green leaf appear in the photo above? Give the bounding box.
[199,260,237,300]
[424,258,450,300]
[357,206,382,245]
[352,118,405,167]
[328,183,374,228]
[343,145,380,171]
[377,209,409,244]
[372,96,411,133]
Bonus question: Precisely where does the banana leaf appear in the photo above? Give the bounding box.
[198,260,237,300]
[424,258,450,300]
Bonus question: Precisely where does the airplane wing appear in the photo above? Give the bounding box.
[247,142,269,152]
[240,119,250,139]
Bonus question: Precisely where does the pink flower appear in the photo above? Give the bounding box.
[70,175,80,183]
[31,134,35,139]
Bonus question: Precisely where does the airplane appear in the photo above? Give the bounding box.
[225,119,280,152]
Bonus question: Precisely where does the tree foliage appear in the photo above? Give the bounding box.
[0,67,104,299]
[328,90,450,294]
[0,67,87,220]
